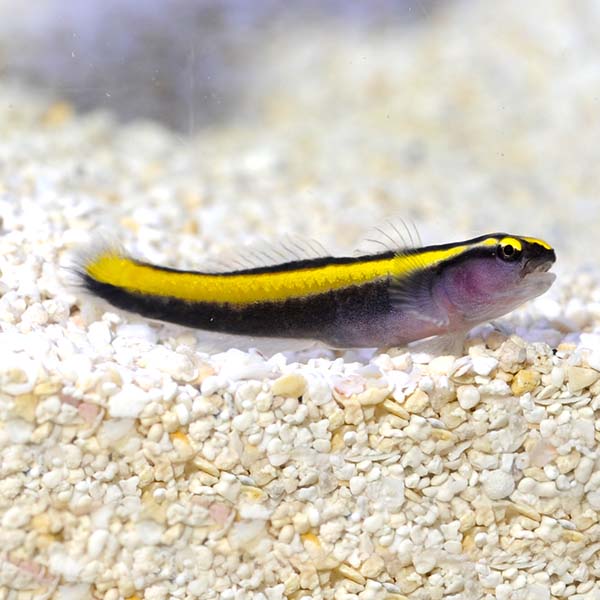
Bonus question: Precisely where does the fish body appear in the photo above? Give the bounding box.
[79,233,556,349]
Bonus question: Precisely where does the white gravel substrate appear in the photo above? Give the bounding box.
[3,2,600,599]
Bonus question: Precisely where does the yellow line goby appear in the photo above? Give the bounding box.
[79,233,556,349]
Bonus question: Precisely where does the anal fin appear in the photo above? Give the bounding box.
[407,331,468,357]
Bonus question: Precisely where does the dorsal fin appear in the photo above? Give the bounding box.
[202,234,331,273]
[354,218,422,256]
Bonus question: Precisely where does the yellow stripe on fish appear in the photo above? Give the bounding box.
[85,237,502,306]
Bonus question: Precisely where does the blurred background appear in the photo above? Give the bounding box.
[0,0,444,131]
[0,0,598,269]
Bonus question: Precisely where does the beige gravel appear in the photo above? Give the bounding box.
[2,2,600,599]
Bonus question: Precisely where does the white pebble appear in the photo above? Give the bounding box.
[472,356,498,376]
[379,476,405,510]
[413,552,436,574]
[267,438,289,467]
[550,366,565,388]
[21,303,48,325]
[228,520,266,549]
[444,540,462,554]
[405,473,420,488]
[201,375,226,396]
[115,322,157,343]
[349,476,367,496]
[567,366,600,393]
[586,490,600,510]
[99,419,135,443]
[1,506,30,528]
[539,419,556,438]
[428,355,455,375]
[232,412,253,432]
[108,383,150,418]
[87,529,109,558]
[363,513,384,533]
[42,469,64,489]
[56,584,91,600]
[518,477,537,493]
[457,385,480,410]
[174,403,190,426]
[575,456,594,484]
[88,321,112,349]
[0,353,38,395]
[313,439,330,453]
[482,469,515,500]
[305,373,331,406]
[188,579,209,597]
[139,346,196,381]
[239,504,271,520]
[587,351,600,372]
[435,476,467,502]
[405,416,430,441]
[526,584,550,600]
[307,506,320,527]
[536,481,557,497]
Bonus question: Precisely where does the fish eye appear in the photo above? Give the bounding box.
[498,241,522,262]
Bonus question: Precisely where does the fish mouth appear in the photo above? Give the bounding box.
[517,267,556,299]
[521,245,556,277]
[517,256,556,298]
[522,258,554,277]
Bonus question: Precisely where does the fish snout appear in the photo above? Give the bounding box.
[521,245,556,276]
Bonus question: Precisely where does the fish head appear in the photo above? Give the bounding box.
[437,234,556,325]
